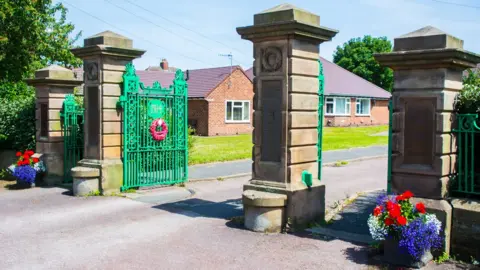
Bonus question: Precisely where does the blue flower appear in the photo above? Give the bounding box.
[398,217,442,259]
[12,165,37,184]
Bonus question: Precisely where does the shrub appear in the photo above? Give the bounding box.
[188,126,196,152]
[0,95,36,150]
[456,70,480,113]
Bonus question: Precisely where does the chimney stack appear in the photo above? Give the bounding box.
[160,58,169,71]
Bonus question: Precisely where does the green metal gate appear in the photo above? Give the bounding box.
[60,94,84,183]
[387,98,393,193]
[119,63,188,190]
[318,59,325,180]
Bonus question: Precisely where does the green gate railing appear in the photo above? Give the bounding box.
[318,59,325,180]
[387,98,393,193]
[451,114,480,196]
[119,63,188,190]
[60,94,84,183]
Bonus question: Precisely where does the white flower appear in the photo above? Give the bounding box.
[33,161,47,173]
[368,214,388,240]
[7,164,15,174]
[425,214,442,235]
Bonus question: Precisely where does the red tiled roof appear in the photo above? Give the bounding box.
[243,58,391,99]
[74,65,241,98]
[320,57,391,99]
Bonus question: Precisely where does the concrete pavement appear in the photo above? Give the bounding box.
[0,158,388,270]
[189,145,387,180]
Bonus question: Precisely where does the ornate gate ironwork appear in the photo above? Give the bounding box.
[318,59,325,180]
[387,98,393,193]
[60,94,84,183]
[119,63,188,190]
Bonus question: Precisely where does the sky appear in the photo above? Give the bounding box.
[56,0,480,71]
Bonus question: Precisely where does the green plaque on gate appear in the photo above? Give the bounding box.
[148,100,165,119]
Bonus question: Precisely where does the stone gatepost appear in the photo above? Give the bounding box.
[375,26,480,255]
[71,31,145,194]
[26,65,83,186]
[237,4,338,232]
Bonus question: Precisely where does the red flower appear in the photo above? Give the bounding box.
[396,216,407,226]
[386,201,395,210]
[415,202,426,214]
[17,161,22,166]
[385,218,394,226]
[23,154,30,160]
[373,206,383,216]
[402,190,414,199]
[22,159,30,166]
[16,152,22,157]
[33,158,39,164]
[396,195,405,201]
[389,206,401,218]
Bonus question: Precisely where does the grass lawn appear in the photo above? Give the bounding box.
[189,125,388,165]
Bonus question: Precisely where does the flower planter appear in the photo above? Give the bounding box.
[15,180,35,189]
[383,237,433,269]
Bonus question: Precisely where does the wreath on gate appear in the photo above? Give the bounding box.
[149,118,168,141]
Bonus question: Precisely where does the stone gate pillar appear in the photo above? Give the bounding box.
[375,26,480,254]
[71,31,145,194]
[237,4,338,232]
[26,65,83,186]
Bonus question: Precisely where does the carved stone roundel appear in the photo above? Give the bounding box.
[85,61,99,81]
[261,47,282,72]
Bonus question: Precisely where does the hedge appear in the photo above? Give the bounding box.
[0,96,36,151]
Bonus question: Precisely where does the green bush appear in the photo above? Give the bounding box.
[456,70,480,114]
[188,126,196,152]
[0,95,36,150]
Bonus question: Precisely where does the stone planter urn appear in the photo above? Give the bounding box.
[383,237,433,269]
[71,166,100,196]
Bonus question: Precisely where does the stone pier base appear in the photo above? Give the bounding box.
[450,198,480,261]
[72,167,100,196]
[78,159,123,195]
[244,181,326,230]
[243,190,287,233]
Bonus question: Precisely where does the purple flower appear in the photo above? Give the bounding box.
[13,165,37,184]
[398,217,442,259]
[376,192,397,205]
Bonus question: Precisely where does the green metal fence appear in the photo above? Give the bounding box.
[60,94,84,183]
[387,98,393,193]
[318,59,325,180]
[119,63,188,190]
[451,113,480,196]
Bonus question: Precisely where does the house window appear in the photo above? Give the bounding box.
[356,98,371,115]
[225,100,250,123]
[325,97,351,116]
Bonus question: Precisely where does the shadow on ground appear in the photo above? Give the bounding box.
[153,198,244,221]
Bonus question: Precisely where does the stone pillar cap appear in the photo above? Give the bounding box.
[237,3,338,43]
[25,65,82,86]
[394,26,464,51]
[71,30,146,59]
[84,30,133,48]
[374,26,480,70]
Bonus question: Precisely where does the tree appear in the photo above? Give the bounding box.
[0,0,82,85]
[333,36,393,92]
[463,68,480,87]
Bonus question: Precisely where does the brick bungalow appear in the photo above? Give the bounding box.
[131,65,253,136]
[246,57,391,127]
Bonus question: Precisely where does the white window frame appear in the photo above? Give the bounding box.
[324,97,351,116]
[225,100,250,123]
[355,98,371,116]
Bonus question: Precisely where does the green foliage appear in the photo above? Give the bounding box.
[0,81,34,100]
[0,95,36,150]
[333,35,393,91]
[435,252,450,264]
[187,126,197,152]
[456,70,480,113]
[0,0,82,84]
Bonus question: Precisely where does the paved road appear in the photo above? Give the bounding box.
[189,145,387,180]
[0,158,387,270]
